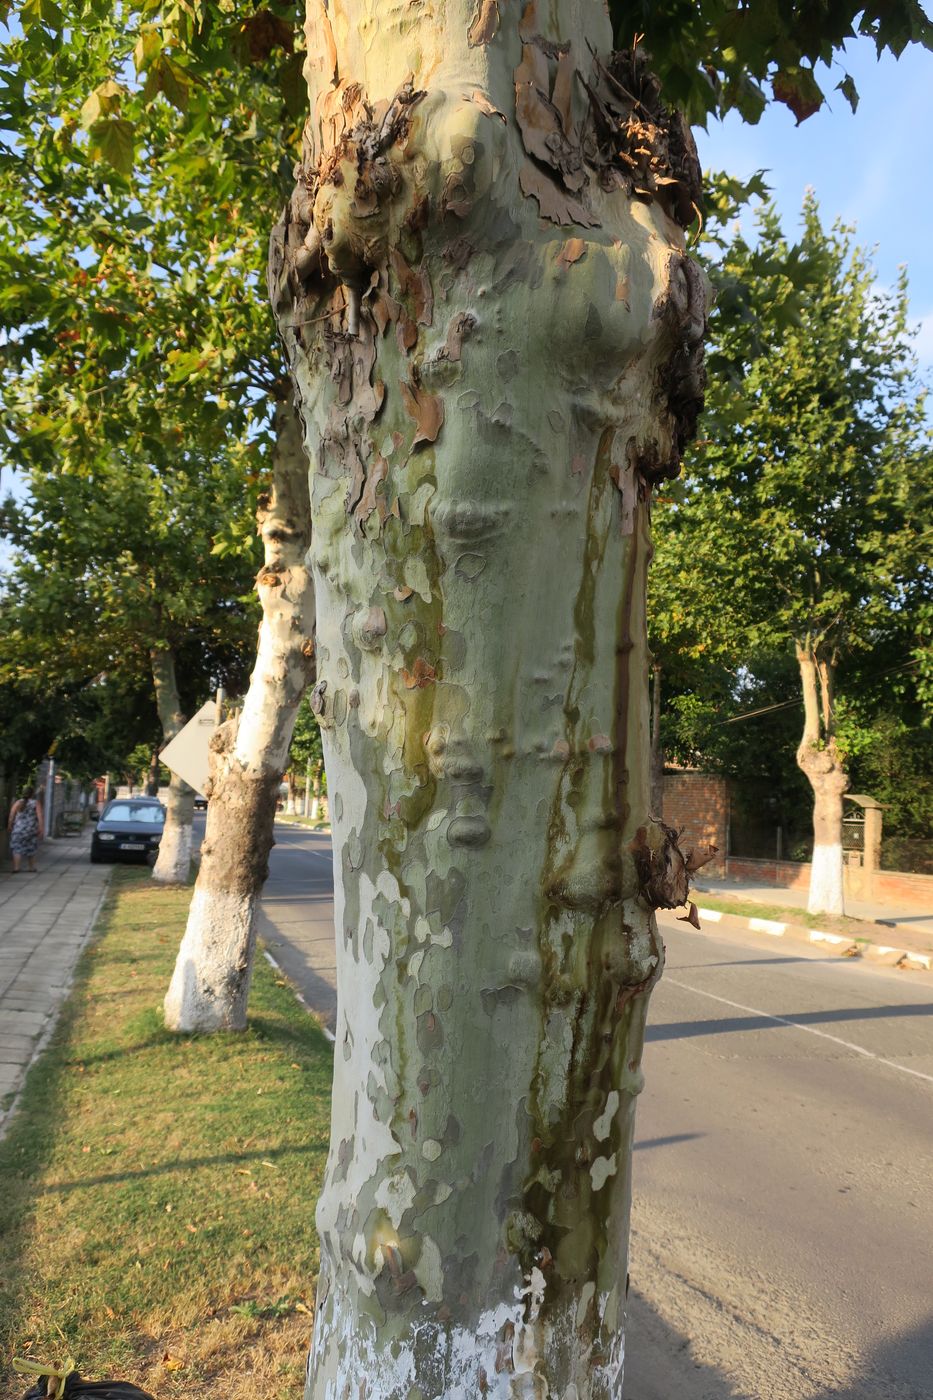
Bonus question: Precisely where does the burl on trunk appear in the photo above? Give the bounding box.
[270,1,708,1393]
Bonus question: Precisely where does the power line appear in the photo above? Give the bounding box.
[717,659,920,725]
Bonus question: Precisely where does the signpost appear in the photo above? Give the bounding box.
[159,699,218,797]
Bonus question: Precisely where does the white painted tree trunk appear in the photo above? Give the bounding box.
[796,644,848,916]
[164,397,316,1032]
[271,2,707,1392]
[151,647,195,885]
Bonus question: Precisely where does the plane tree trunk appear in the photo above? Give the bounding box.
[270,1,708,1392]
[164,395,315,1033]
[796,640,848,916]
[151,645,195,884]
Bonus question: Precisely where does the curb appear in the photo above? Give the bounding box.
[262,946,336,1044]
[692,905,932,974]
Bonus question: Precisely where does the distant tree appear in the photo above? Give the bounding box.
[652,197,932,914]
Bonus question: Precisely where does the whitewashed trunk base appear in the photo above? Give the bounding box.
[308,1284,623,1399]
[163,886,258,1032]
[807,842,844,916]
[152,820,192,885]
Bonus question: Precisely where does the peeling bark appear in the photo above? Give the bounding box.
[273,3,708,1392]
[151,646,194,884]
[797,642,848,916]
[164,396,315,1033]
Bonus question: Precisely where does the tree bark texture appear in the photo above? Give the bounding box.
[164,397,315,1032]
[151,645,195,884]
[271,3,707,1393]
[796,643,848,916]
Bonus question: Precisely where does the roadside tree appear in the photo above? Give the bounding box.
[652,198,931,914]
[265,2,933,1394]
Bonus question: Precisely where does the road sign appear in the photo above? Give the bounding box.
[159,700,217,795]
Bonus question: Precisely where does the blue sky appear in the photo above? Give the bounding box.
[696,38,933,382]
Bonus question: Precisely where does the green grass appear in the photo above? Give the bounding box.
[692,892,890,940]
[0,869,333,1400]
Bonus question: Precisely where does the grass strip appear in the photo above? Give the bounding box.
[692,893,901,941]
[0,868,333,1400]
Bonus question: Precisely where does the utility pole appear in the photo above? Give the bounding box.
[44,756,55,841]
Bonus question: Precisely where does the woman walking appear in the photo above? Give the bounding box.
[8,785,44,873]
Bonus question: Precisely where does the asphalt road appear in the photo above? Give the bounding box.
[258,820,933,1400]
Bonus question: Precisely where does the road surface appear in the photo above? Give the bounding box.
[258,820,933,1399]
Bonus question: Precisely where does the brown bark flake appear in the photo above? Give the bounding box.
[467,0,499,46]
[519,160,596,228]
[400,376,444,446]
[468,90,506,122]
[401,658,437,689]
[555,237,586,269]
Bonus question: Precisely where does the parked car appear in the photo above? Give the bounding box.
[90,797,165,864]
[193,794,208,811]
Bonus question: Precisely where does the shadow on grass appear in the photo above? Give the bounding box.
[39,1140,328,1194]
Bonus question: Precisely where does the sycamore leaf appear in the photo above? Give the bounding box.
[772,66,823,123]
[239,9,295,62]
[143,52,191,113]
[80,79,124,130]
[89,117,135,175]
[133,25,161,73]
[836,73,859,113]
[19,0,62,32]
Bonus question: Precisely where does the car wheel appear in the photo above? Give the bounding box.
[90,850,102,864]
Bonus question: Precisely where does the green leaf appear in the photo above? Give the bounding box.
[836,73,859,112]
[142,52,191,113]
[89,117,136,176]
[19,0,63,33]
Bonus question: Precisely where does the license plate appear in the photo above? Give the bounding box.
[120,842,145,851]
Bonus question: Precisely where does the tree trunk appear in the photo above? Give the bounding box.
[649,663,665,818]
[796,642,848,915]
[146,749,160,797]
[271,4,706,1392]
[309,760,323,822]
[164,394,315,1033]
[286,769,299,814]
[151,646,195,884]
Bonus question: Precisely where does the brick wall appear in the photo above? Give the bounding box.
[661,771,729,876]
[725,856,810,891]
[724,856,933,911]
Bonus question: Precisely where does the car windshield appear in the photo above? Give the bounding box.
[103,803,163,825]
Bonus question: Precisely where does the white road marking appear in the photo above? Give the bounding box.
[665,977,933,1086]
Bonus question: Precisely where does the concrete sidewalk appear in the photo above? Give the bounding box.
[0,831,111,1135]
[694,874,933,945]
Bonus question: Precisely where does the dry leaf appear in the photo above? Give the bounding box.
[685,844,718,873]
[676,902,701,930]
